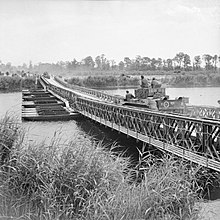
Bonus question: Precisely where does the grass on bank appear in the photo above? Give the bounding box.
[0,76,36,92]
[0,116,204,220]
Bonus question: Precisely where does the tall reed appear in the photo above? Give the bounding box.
[0,116,202,220]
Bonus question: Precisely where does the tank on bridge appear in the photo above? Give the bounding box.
[125,87,189,114]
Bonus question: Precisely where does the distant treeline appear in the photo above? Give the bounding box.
[0,76,36,92]
[0,52,219,75]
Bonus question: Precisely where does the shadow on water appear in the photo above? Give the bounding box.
[76,117,163,165]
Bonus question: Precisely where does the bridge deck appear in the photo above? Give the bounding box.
[45,77,109,102]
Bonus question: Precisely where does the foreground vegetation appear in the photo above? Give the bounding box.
[0,116,207,219]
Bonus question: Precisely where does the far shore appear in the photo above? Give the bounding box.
[1,84,220,94]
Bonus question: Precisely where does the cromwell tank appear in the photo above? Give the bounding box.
[123,87,189,114]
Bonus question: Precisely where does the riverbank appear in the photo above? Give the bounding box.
[0,76,36,93]
[65,72,220,89]
[0,115,203,219]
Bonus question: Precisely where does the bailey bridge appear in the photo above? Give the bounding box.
[39,75,220,172]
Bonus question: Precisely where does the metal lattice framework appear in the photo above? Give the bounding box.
[186,105,220,119]
[40,76,220,172]
[54,77,124,103]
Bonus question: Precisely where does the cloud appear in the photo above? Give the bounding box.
[152,0,220,27]
[166,5,200,17]
[153,4,201,24]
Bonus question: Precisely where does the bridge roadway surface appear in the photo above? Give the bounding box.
[40,76,220,173]
[45,77,105,102]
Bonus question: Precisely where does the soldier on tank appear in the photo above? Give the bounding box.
[140,75,149,88]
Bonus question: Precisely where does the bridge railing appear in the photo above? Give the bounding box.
[38,76,49,90]
[41,75,220,120]
[186,105,220,120]
[45,79,220,171]
[54,76,124,104]
[76,97,220,171]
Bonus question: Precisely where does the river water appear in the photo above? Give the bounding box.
[1,87,219,143]
[0,87,220,201]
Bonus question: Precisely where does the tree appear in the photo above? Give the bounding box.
[6,62,12,72]
[162,59,167,70]
[212,55,218,72]
[66,59,79,71]
[183,54,191,70]
[82,56,95,69]
[21,63,27,71]
[134,55,142,70]
[166,59,173,70]
[104,60,110,70]
[95,56,101,69]
[71,59,79,69]
[194,56,201,70]
[57,61,66,69]
[203,54,213,70]
[100,54,107,69]
[29,61,33,70]
[118,61,124,70]
[95,54,109,70]
[151,58,157,70]
[174,52,185,69]
[124,57,131,69]
[156,58,163,70]
[110,60,116,70]
[142,57,151,70]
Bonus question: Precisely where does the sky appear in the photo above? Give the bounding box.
[0,0,220,66]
